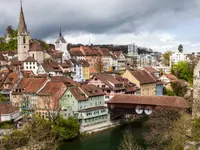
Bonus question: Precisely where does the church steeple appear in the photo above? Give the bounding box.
[18,1,28,34]
[59,26,62,37]
[17,0,30,61]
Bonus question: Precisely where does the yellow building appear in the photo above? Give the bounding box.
[80,60,90,80]
[122,69,157,96]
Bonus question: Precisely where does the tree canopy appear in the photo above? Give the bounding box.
[171,61,193,83]
[162,51,173,66]
[178,44,183,53]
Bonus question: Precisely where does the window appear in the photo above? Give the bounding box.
[33,66,35,69]
[32,54,35,58]
[26,66,28,69]
[23,37,26,44]
[30,66,32,69]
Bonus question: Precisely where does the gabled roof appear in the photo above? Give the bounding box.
[130,70,157,84]
[92,74,125,90]
[13,77,47,94]
[163,74,178,81]
[0,104,18,115]
[143,67,158,73]
[69,50,84,56]
[37,81,66,97]
[23,56,38,62]
[107,95,188,108]
[41,60,62,73]
[70,84,104,101]
[1,72,19,91]
[100,48,111,56]
[51,76,80,87]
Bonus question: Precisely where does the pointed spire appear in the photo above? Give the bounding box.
[18,0,28,34]
[59,26,62,37]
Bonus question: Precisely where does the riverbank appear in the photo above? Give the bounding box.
[60,117,149,150]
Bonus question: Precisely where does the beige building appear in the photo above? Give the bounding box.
[122,69,157,96]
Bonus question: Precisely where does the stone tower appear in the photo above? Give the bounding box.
[18,3,30,61]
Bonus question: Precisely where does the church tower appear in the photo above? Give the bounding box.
[18,2,30,61]
[55,28,71,60]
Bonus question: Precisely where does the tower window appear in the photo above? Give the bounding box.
[23,37,26,44]
[24,46,26,48]
[32,54,35,58]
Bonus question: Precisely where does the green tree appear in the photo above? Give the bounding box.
[178,44,183,53]
[53,116,79,140]
[172,61,193,83]
[162,51,173,66]
[0,94,7,103]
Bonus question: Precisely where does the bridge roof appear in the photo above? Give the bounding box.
[106,95,188,108]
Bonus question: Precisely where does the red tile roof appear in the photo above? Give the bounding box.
[23,56,38,62]
[164,74,178,81]
[0,104,18,115]
[107,95,188,108]
[130,70,157,84]
[143,67,158,73]
[13,77,48,94]
[1,72,19,91]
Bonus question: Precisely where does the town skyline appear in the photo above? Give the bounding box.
[1,0,200,53]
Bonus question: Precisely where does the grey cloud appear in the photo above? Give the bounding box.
[0,0,200,39]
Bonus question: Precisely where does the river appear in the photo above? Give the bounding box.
[60,117,148,150]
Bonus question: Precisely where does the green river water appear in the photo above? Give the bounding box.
[60,118,148,150]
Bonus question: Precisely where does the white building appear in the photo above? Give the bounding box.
[170,52,186,66]
[55,31,71,61]
[0,104,20,122]
[23,57,39,75]
[128,43,138,56]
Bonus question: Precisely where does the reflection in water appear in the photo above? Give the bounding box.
[60,117,148,150]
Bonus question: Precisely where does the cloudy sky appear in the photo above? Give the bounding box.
[1,0,200,53]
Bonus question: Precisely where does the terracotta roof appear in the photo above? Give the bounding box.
[0,104,18,115]
[23,56,38,62]
[81,84,105,97]
[29,42,43,51]
[37,81,66,97]
[164,74,178,81]
[130,70,157,84]
[13,77,47,94]
[171,79,187,87]
[81,46,102,56]
[42,60,62,73]
[93,74,125,90]
[70,84,104,101]
[100,48,111,56]
[107,95,188,108]
[0,72,19,91]
[69,50,84,56]
[70,87,88,101]
[0,72,9,88]
[51,76,80,86]
[143,67,158,73]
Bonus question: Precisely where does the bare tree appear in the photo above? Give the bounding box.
[119,133,143,150]
[94,57,105,73]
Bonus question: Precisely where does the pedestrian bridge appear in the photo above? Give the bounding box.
[106,95,188,118]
